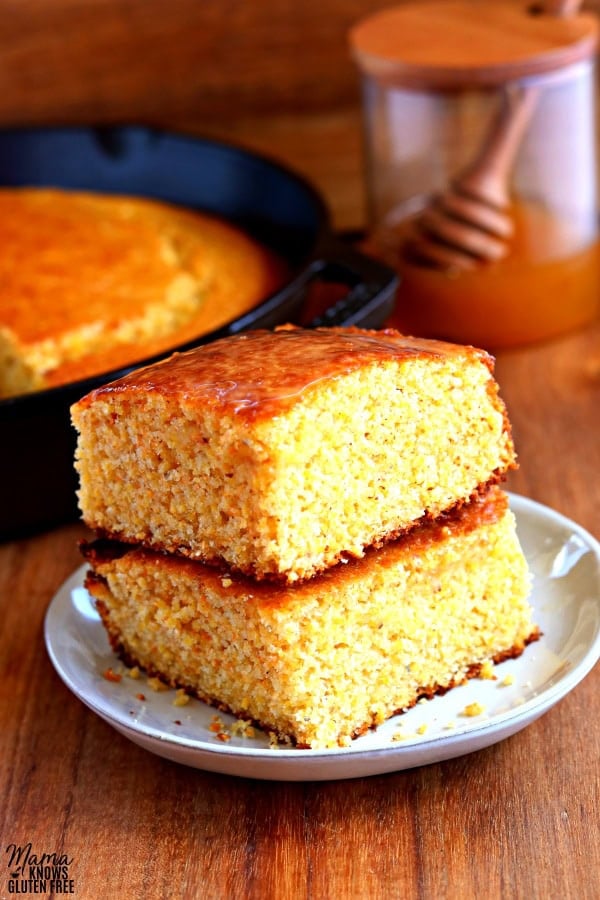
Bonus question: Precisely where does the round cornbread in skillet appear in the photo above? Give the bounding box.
[0,187,284,398]
[72,326,517,583]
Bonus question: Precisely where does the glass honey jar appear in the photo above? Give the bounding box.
[350,1,600,349]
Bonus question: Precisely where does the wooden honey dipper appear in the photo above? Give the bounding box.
[401,0,584,272]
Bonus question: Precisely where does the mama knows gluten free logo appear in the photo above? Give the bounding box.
[4,843,74,895]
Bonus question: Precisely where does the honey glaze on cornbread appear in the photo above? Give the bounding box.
[81,325,497,420]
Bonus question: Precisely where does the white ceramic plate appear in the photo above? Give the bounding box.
[44,494,600,781]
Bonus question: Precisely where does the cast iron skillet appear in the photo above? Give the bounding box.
[0,125,398,540]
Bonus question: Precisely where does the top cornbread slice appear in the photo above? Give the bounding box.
[0,187,283,397]
[71,326,516,582]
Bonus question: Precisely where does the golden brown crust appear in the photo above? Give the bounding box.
[74,324,497,422]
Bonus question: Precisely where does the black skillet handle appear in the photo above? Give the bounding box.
[306,236,399,329]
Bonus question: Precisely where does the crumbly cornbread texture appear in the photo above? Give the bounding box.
[83,487,538,749]
[72,326,516,582]
[0,187,283,397]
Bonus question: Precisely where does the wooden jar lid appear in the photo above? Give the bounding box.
[349,1,599,89]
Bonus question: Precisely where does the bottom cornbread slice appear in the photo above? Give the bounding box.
[83,487,538,749]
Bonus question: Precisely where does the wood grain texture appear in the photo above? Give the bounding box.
[0,0,376,122]
[0,0,599,232]
[497,319,600,538]
[349,1,598,87]
[1,321,599,900]
[0,0,375,229]
[1,1,600,896]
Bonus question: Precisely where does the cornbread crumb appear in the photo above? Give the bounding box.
[479,659,496,680]
[416,724,428,735]
[173,689,190,707]
[209,715,225,733]
[501,673,515,686]
[461,702,486,718]
[102,667,122,683]
[147,676,169,693]
[444,721,456,730]
[230,719,256,739]
[126,666,141,680]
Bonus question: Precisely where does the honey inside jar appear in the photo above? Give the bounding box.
[382,198,600,350]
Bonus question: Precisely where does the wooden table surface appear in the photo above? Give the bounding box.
[1,315,599,900]
[1,1,600,896]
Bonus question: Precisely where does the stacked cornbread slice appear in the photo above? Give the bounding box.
[72,326,538,749]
